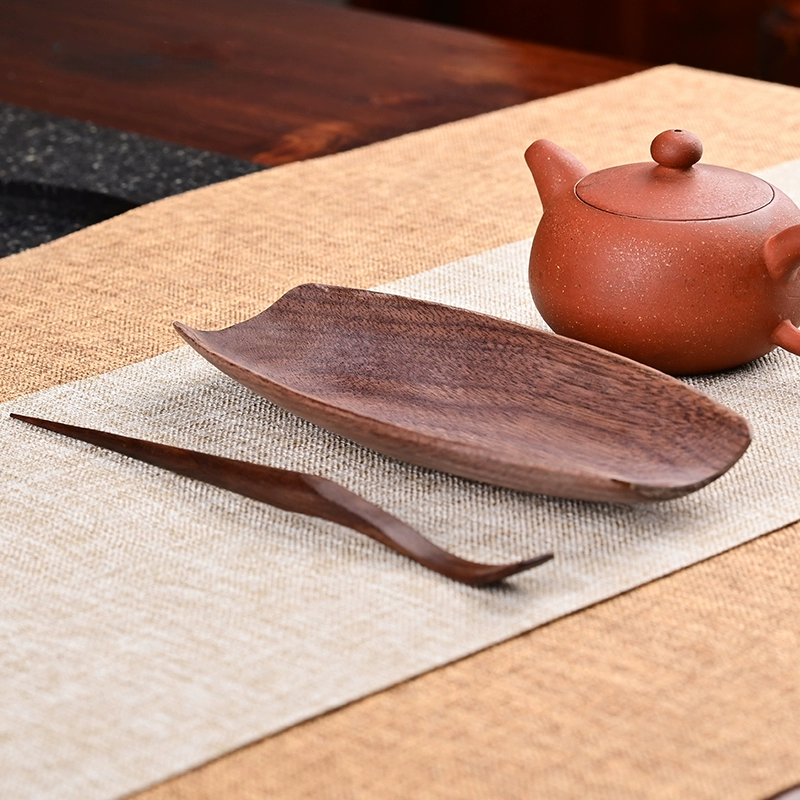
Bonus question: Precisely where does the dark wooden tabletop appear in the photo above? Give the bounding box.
[0,0,644,165]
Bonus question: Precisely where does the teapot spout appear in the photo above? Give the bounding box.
[524,140,588,209]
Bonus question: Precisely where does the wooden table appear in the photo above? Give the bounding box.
[0,0,644,165]
[351,0,778,82]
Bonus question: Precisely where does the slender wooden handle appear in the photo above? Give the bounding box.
[10,414,553,585]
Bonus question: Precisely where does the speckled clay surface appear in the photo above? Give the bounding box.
[526,130,800,375]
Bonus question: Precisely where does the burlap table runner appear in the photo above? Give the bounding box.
[4,65,800,799]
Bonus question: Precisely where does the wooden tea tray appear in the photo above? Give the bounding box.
[175,284,751,503]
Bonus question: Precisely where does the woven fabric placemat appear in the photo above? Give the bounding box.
[4,65,800,799]
[3,65,800,403]
[6,209,800,799]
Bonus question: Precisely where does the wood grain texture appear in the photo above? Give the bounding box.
[0,0,644,164]
[11,413,552,584]
[352,0,775,81]
[175,283,752,503]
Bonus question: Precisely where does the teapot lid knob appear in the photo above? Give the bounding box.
[650,129,703,169]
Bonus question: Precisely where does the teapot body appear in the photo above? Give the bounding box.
[529,184,800,375]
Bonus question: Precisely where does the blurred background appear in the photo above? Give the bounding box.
[349,0,800,84]
[4,0,800,257]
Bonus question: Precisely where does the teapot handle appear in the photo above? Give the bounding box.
[766,225,800,356]
[771,319,800,356]
[764,224,800,281]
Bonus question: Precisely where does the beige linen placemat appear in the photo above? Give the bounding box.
[6,210,800,799]
[3,66,800,799]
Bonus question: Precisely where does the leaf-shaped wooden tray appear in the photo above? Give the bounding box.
[174,283,751,504]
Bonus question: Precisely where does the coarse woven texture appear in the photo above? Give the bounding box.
[3,65,800,403]
[2,65,800,800]
[5,217,800,799]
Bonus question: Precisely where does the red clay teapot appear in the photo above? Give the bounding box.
[525,129,800,374]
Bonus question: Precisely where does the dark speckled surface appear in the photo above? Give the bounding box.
[0,102,264,256]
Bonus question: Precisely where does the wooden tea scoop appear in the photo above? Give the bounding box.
[10,414,553,586]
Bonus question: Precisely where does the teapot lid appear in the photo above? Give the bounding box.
[575,130,774,221]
